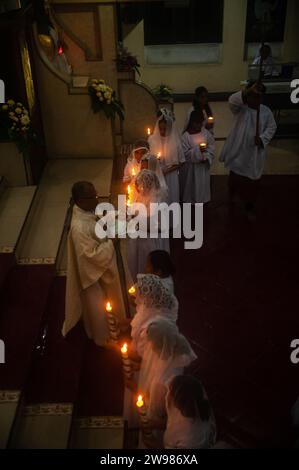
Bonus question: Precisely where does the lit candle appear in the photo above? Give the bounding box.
[131,168,136,177]
[121,342,132,380]
[157,152,161,160]
[208,116,214,124]
[128,285,136,296]
[199,142,207,151]
[136,394,153,438]
[147,127,152,136]
[105,301,120,342]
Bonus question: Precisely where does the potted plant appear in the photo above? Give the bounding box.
[115,42,141,76]
[153,84,174,103]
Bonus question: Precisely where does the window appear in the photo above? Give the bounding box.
[245,0,288,43]
[120,0,224,45]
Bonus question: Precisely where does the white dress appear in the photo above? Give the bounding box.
[123,275,178,429]
[180,129,215,203]
[148,111,185,205]
[126,170,170,282]
[219,91,277,180]
[164,406,216,449]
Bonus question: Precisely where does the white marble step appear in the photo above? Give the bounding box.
[0,186,37,254]
[15,158,113,264]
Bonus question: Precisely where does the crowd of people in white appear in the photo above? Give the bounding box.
[62,83,278,448]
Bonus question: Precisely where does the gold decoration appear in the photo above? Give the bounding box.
[38,33,55,60]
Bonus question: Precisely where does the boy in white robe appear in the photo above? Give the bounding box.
[219,81,277,215]
[181,110,215,204]
[62,181,119,347]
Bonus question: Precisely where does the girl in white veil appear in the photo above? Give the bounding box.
[123,140,150,184]
[141,154,168,201]
[163,375,216,449]
[126,170,170,281]
[130,272,178,358]
[148,108,185,204]
[137,318,197,447]
[123,255,178,430]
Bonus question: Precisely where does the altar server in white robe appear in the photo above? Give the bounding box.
[148,108,185,204]
[126,170,170,282]
[62,181,118,347]
[138,318,197,447]
[123,140,150,184]
[181,110,215,204]
[219,81,277,213]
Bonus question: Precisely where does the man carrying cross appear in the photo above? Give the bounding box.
[220,81,277,218]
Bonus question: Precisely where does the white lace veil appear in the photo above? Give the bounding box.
[138,317,197,419]
[148,108,184,167]
[128,139,150,163]
[131,274,178,339]
[141,154,168,198]
[135,169,163,207]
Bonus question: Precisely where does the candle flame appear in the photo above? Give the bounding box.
[208,116,214,122]
[136,394,144,408]
[200,142,207,149]
[132,168,136,176]
[105,301,112,313]
[121,343,128,354]
[147,127,151,136]
[128,286,136,295]
[157,152,161,159]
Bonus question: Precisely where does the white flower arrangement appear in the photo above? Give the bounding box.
[89,79,124,120]
[0,100,36,151]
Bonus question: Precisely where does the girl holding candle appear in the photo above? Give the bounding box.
[181,110,215,204]
[137,318,197,447]
[185,86,214,133]
[123,140,150,185]
[126,170,170,282]
[140,154,168,201]
[148,108,185,204]
[142,375,216,449]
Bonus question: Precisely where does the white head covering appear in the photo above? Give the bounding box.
[148,108,184,167]
[131,274,178,346]
[138,317,197,418]
[128,139,150,163]
[135,169,164,208]
[141,154,168,198]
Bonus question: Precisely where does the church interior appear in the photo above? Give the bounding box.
[0,0,298,450]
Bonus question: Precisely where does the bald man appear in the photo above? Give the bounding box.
[62,181,118,346]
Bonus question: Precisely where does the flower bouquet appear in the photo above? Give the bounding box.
[153,84,173,101]
[89,79,124,121]
[115,42,141,76]
[0,100,36,152]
